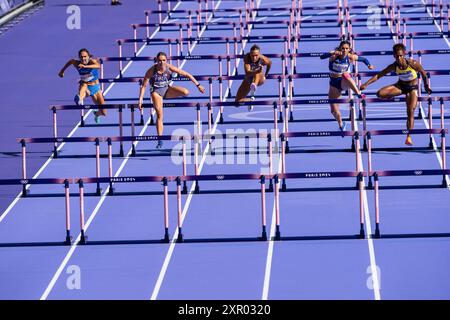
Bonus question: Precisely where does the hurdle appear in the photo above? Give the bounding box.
[0,177,73,244]
[360,96,449,150]
[50,103,130,153]
[18,137,103,195]
[76,175,173,244]
[280,130,359,191]
[365,128,448,188]
[371,168,450,238]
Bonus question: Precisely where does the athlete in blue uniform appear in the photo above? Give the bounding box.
[361,43,432,145]
[58,48,106,123]
[235,45,272,111]
[320,40,374,134]
[138,52,205,148]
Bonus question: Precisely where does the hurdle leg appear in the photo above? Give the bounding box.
[260,176,267,241]
[176,177,184,242]
[79,180,87,245]
[374,173,380,238]
[194,138,200,194]
[95,138,101,196]
[52,107,58,158]
[182,138,188,194]
[119,106,124,157]
[442,130,448,187]
[163,177,170,243]
[358,173,365,239]
[268,135,274,192]
[274,176,281,240]
[107,138,114,195]
[64,179,72,245]
[130,106,136,157]
[367,133,373,189]
[21,140,28,197]
[428,98,434,149]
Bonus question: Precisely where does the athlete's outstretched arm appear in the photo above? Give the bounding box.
[349,53,374,70]
[58,59,77,77]
[360,64,395,90]
[169,64,205,93]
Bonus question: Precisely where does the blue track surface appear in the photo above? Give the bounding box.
[1,0,450,300]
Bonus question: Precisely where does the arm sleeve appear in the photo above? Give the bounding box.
[357,56,371,67]
[320,52,333,60]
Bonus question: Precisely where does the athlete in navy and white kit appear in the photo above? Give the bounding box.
[235,45,272,111]
[58,48,106,123]
[138,52,205,148]
[320,40,374,134]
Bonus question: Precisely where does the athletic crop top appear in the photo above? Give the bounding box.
[395,61,418,82]
[78,63,99,83]
[150,65,172,88]
[329,55,351,74]
[247,55,264,71]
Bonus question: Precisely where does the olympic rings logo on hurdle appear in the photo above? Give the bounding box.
[216,175,225,180]
[402,130,410,134]
[20,180,29,185]
[414,171,423,175]
[57,138,64,143]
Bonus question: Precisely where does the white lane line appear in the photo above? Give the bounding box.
[262,147,281,300]
[39,1,184,300]
[149,0,263,300]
